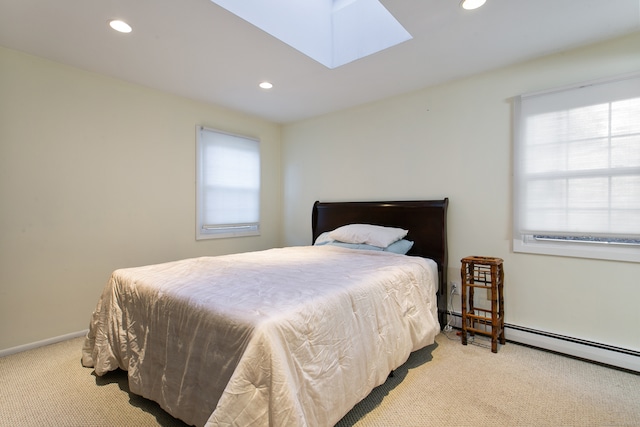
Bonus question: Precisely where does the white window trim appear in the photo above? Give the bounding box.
[196,126,261,240]
[513,236,640,263]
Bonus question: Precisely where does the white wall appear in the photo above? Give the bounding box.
[2,32,639,357]
[0,47,282,351]
[282,32,640,352]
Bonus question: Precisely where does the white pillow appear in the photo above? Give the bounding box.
[329,224,408,248]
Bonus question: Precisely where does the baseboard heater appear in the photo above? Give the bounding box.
[448,313,640,373]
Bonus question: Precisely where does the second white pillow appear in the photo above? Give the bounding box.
[329,224,408,248]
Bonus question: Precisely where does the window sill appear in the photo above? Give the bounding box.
[513,238,640,263]
[196,229,260,240]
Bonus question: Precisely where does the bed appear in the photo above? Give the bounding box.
[82,198,449,427]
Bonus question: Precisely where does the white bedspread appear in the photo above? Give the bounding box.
[82,245,439,427]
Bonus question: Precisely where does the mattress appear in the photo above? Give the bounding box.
[82,245,440,426]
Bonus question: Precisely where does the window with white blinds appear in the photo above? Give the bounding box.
[513,73,640,262]
[196,126,260,239]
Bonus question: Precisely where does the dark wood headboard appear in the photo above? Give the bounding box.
[311,198,449,327]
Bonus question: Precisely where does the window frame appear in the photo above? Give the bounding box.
[513,73,640,263]
[195,126,261,240]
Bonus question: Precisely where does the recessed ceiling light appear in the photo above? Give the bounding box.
[109,19,132,33]
[461,0,486,10]
[259,82,273,89]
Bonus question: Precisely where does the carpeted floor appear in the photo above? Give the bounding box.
[1,331,639,426]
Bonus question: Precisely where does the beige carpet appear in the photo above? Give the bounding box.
[1,332,639,427]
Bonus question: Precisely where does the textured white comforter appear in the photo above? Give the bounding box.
[82,245,439,427]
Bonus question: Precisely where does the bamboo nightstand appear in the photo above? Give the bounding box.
[460,256,505,353]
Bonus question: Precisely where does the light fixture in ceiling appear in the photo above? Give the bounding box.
[109,19,132,33]
[461,0,486,10]
[259,82,273,89]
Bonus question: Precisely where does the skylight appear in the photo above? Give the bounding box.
[210,0,412,69]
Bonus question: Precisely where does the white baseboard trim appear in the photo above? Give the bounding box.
[0,329,88,358]
[446,313,640,373]
[4,321,639,373]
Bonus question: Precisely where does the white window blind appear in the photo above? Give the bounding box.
[513,73,640,262]
[196,126,260,239]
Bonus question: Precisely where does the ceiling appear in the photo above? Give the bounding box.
[1,0,639,124]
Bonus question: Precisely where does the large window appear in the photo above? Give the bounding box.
[196,126,260,240]
[513,73,640,262]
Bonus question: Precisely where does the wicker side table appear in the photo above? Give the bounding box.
[460,256,505,353]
